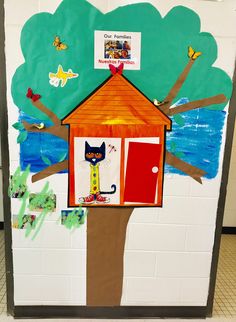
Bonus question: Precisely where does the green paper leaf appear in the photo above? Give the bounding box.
[58,152,68,163]
[41,155,52,166]
[170,141,176,153]
[12,122,25,131]
[10,1,233,181]
[17,131,28,143]
[173,114,185,127]
[175,151,185,159]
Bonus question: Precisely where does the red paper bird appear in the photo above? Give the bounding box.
[26,88,41,102]
[109,63,124,75]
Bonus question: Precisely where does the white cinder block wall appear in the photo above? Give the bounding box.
[4,0,236,307]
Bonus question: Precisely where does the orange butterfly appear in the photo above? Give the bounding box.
[53,36,68,51]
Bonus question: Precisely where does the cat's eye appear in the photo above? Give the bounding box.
[86,152,94,158]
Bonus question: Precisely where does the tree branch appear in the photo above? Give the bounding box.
[32,100,61,125]
[31,152,206,184]
[160,59,195,114]
[24,58,218,186]
[22,120,68,141]
[165,151,206,184]
[32,160,68,183]
[168,94,227,116]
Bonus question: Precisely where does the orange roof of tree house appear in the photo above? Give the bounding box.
[62,74,171,130]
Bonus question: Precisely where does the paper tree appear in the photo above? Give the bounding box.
[11,0,232,306]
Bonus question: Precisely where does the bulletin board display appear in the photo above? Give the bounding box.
[9,0,233,309]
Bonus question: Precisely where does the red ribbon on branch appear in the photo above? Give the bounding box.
[26,88,41,102]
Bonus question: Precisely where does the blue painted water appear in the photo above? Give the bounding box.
[19,111,68,173]
[19,104,226,179]
[166,108,226,179]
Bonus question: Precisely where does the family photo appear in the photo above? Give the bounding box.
[104,40,131,59]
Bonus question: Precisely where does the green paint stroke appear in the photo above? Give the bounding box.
[17,191,30,229]
[10,168,57,240]
[29,185,56,212]
[15,181,55,240]
[25,208,48,240]
[62,207,87,231]
[8,165,30,198]
[26,182,54,240]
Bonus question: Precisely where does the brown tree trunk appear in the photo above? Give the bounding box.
[87,207,133,306]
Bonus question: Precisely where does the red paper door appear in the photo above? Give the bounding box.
[124,142,162,204]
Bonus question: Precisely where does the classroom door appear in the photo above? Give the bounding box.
[124,141,162,204]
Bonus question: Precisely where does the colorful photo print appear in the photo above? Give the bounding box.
[12,215,36,229]
[104,40,131,60]
[29,192,56,212]
[94,30,141,70]
[9,175,27,198]
[61,209,86,229]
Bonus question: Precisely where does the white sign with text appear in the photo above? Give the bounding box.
[94,30,141,70]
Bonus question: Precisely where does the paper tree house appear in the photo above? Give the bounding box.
[62,73,171,207]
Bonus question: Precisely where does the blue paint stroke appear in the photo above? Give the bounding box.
[166,107,226,179]
[19,111,68,173]
[19,98,226,180]
[171,97,189,107]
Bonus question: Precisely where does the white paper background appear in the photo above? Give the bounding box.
[94,30,141,70]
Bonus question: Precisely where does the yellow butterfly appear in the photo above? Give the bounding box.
[188,46,202,60]
[53,36,68,51]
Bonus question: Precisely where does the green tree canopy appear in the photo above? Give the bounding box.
[12,0,232,120]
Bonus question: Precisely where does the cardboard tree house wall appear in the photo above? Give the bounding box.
[63,74,171,207]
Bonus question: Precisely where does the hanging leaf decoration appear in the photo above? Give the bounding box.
[175,151,185,159]
[170,141,177,153]
[12,122,24,131]
[173,114,185,127]
[41,155,52,166]
[58,152,68,163]
[17,131,28,143]
[170,141,185,159]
